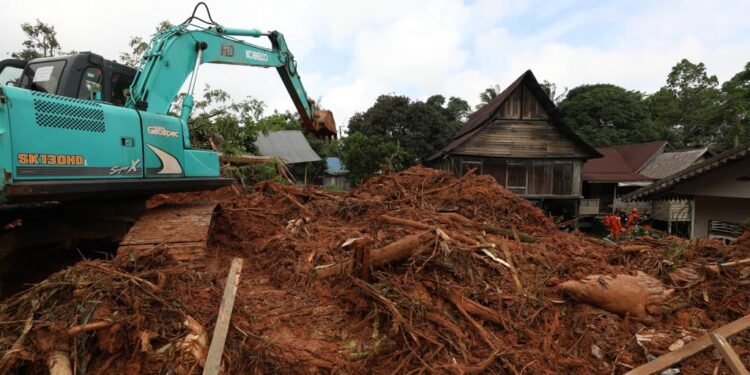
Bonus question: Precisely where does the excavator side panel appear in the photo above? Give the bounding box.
[3,86,144,181]
[138,111,221,178]
[138,111,186,178]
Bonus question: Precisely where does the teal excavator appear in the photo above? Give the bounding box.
[0,3,336,277]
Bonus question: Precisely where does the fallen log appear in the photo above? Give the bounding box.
[283,192,315,219]
[380,215,431,230]
[501,243,524,294]
[446,291,498,350]
[379,215,479,246]
[440,212,474,226]
[316,230,434,278]
[446,289,506,327]
[479,224,537,243]
[559,271,673,323]
[68,321,113,336]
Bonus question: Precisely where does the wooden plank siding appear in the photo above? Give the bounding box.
[454,121,590,158]
[445,156,583,198]
[455,85,588,159]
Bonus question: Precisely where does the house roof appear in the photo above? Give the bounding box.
[430,70,601,160]
[639,147,711,179]
[254,130,321,164]
[582,141,669,182]
[622,144,750,201]
[325,157,348,176]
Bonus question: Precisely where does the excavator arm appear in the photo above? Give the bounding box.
[126,16,336,139]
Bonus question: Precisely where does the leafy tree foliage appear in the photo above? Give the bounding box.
[341,133,407,183]
[12,20,61,60]
[119,21,173,67]
[647,59,722,148]
[475,84,501,110]
[540,80,567,105]
[558,84,665,146]
[346,94,465,169]
[719,62,750,149]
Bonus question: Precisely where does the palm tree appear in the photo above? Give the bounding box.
[475,84,501,110]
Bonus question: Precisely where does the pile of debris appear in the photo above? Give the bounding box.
[0,166,748,374]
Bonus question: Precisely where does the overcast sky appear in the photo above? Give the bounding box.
[2,0,749,132]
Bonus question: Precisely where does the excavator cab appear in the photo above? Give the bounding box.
[0,53,136,106]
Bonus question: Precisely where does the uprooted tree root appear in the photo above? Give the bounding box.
[1,166,749,374]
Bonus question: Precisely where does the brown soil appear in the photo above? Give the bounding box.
[0,166,748,374]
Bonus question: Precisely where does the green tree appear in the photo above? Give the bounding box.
[446,96,471,122]
[647,59,722,148]
[347,94,465,169]
[341,132,406,183]
[475,84,501,110]
[119,21,173,67]
[12,20,61,60]
[540,80,567,105]
[558,84,665,146]
[719,62,750,149]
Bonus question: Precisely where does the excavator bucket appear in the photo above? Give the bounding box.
[305,110,337,139]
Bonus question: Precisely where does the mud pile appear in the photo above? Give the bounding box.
[0,166,748,374]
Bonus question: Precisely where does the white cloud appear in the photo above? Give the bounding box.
[1,0,748,132]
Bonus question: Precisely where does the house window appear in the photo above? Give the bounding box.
[460,160,482,176]
[506,162,528,195]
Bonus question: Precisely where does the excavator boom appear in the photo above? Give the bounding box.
[127,11,336,138]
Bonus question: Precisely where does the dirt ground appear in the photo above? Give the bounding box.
[0,166,748,374]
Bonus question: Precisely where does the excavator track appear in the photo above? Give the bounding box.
[117,202,219,264]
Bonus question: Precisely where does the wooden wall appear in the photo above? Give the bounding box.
[456,84,588,159]
[445,156,582,197]
[454,121,589,158]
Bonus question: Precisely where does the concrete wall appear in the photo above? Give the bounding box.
[693,196,750,238]
[675,157,750,199]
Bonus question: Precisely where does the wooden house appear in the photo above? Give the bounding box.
[427,70,601,218]
[623,144,750,240]
[581,141,712,235]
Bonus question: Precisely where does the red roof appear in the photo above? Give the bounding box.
[582,141,669,182]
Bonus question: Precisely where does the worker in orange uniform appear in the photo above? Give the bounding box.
[603,210,621,239]
[626,208,640,232]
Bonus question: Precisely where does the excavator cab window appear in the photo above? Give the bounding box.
[0,66,23,86]
[110,72,133,107]
[20,60,66,94]
[77,67,103,101]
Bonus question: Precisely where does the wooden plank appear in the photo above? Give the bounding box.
[710,332,749,375]
[203,258,244,375]
[625,314,750,375]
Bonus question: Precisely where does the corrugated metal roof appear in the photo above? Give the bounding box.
[639,147,710,179]
[622,144,750,201]
[325,157,348,175]
[254,130,321,164]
